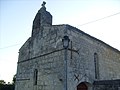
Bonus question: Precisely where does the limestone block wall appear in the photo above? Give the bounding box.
[66,25,97,90]
[98,45,120,80]
[65,25,120,90]
[16,25,68,90]
[93,80,120,90]
[16,24,120,90]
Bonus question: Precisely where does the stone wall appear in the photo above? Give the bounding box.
[16,24,120,90]
[93,80,120,90]
[65,25,120,90]
[16,25,68,90]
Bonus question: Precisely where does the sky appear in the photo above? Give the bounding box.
[0,0,120,83]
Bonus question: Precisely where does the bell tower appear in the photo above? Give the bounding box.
[32,1,52,37]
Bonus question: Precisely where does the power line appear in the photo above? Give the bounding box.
[0,12,120,50]
[0,43,22,50]
[79,12,120,26]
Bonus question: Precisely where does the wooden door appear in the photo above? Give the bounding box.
[77,82,88,90]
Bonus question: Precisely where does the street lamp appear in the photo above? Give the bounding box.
[62,36,70,49]
[62,35,70,90]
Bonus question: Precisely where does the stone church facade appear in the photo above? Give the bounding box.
[15,2,120,90]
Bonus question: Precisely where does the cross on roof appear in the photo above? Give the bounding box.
[42,1,46,7]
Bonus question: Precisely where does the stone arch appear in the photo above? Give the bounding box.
[77,82,92,90]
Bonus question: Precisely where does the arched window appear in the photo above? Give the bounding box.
[94,53,99,79]
[34,69,38,85]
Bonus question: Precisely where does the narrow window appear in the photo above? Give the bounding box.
[34,69,38,85]
[94,53,99,79]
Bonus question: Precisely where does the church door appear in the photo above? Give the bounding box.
[77,82,88,90]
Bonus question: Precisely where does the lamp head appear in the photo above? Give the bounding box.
[62,36,70,49]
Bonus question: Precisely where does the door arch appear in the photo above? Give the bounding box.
[77,82,88,90]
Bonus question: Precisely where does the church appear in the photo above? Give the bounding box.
[15,2,120,90]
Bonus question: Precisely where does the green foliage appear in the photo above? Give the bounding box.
[0,80,6,85]
[0,74,16,90]
[12,74,16,85]
[0,84,14,90]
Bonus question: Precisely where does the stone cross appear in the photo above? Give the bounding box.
[42,1,46,7]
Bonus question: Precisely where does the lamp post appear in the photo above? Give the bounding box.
[62,35,70,90]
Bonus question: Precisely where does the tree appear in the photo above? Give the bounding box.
[12,74,16,85]
[0,80,6,85]
[0,79,14,90]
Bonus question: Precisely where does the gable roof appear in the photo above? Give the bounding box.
[65,24,120,54]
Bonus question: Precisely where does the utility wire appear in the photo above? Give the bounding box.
[0,12,120,50]
[0,43,22,50]
[79,12,120,26]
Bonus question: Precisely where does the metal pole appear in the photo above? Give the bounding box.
[64,48,68,90]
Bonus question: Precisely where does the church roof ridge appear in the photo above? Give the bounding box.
[65,24,120,54]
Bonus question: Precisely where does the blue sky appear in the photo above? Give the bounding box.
[0,0,120,83]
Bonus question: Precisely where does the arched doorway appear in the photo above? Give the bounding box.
[77,82,88,90]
